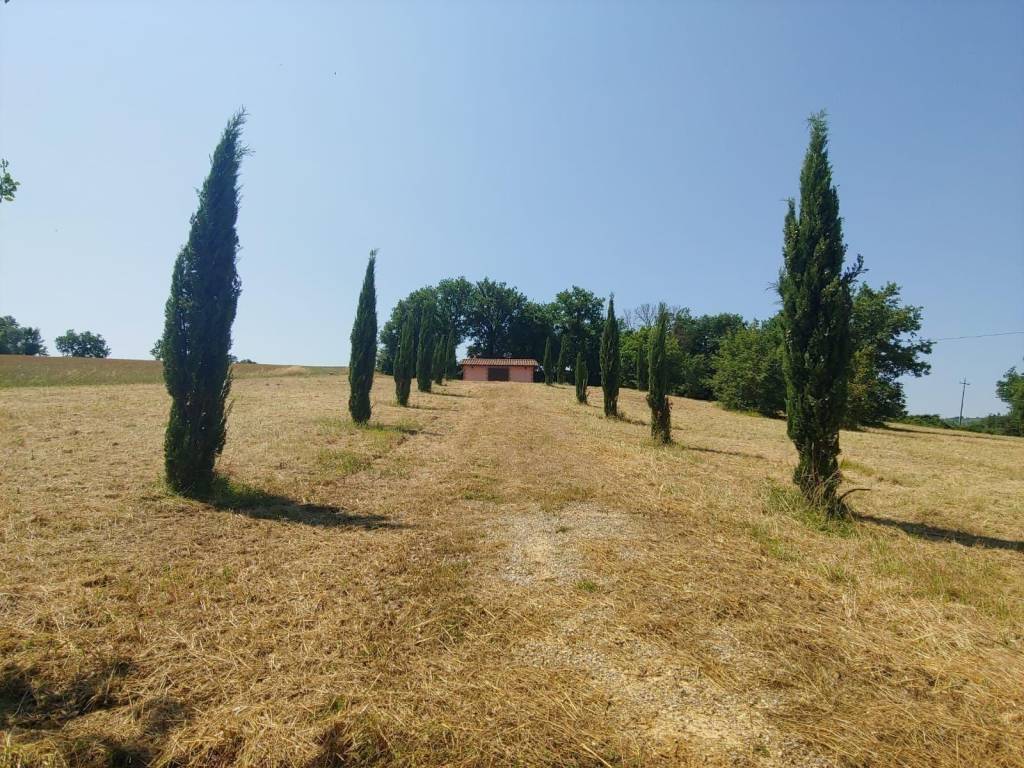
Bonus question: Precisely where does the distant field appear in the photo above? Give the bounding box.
[1,369,1021,767]
[0,355,344,388]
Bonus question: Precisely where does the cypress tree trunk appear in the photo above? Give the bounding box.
[162,111,247,497]
[779,112,862,516]
[600,296,620,417]
[394,316,414,406]
[431,338,445,385]
[416,319,433,393]
[646,306,671,443]
[575,351,588,404]
[348,250,377,424]
[556,337,567,384]
[542,337,553,385]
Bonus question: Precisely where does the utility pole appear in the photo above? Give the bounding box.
[958,378,970,427]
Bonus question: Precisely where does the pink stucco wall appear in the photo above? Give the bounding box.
[462,365,535,382]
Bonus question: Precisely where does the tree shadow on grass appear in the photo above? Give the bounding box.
[855,513,1024,553]
[209,479,407,530]
[675,443,769,462]
[432,389,472,398]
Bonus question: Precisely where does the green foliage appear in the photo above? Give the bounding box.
[416,312,434,393]
[0,316,47,356]
[636,339,646,390]
[445,330,458,378]
[845,282,932,426]
[710,318,785,416]
[150,338,164,360]
[996,367,1024,436]
[55,329,110,358]
[646,306,672,443]
[671,310,745,399]
[897,414,951,429]
[348,251,377,424]
[778,112,862,515]
[600,296,620,416]
[394,315,414,406]
[0,158,18,203]
[552,285,604,385]
[162,111,247,497]
[431,336,446,385]
[574,351,588,404]
[555,336,568,384]
[542,336,553,385]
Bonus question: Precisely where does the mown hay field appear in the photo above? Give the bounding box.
[0,356,343,389]
[1,365,1022,767]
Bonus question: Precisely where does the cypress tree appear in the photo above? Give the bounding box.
[779,112,862,515]
[600,296,620,417]
[394,316,414,406]
[162,111,247,497]
[646,306,671,443]
[542,336,554,385]
[556,337,568,384]
[431,337,446,385]
[445,329,458,379]
[575,351,588,404]
[348,250,377,424]
[416,317,433,393]
[636,341,647,391]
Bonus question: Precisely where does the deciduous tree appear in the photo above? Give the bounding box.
[55,329,110,358]
[0,316,47,356]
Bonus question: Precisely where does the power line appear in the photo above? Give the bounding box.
[929,330,1024,342]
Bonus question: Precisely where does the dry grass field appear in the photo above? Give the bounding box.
[0,356,343,389]
[1,367,1022,767]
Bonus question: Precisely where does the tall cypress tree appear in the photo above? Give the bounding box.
[416,317,433,393]
[556,336,568,384]
[600,296,620,417]
[779,112,862,515]
[646,306,671,443]
[445,329,458,379]
[542,336,554,385]
[431,337,446,385]
[162,111,247,497]
[394,316,414,406]
[636,341,647,391]
[348,250,377,424]
[575,351,588,404]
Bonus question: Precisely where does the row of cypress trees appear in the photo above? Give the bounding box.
[565,113,858,517]
[160,110,858,519]
[391,308,457,405]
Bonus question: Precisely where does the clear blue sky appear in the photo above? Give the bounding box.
[2,1,1022,416]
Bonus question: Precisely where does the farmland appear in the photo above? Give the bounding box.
[1,364,1022,767]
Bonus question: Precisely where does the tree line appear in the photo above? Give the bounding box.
[0,317,111,358]
[125,109,1019,515]
[376,265,934,431]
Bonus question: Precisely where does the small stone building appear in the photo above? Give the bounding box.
[460,358,538,383]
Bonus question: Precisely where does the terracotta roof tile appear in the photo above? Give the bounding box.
[459,358,539,367]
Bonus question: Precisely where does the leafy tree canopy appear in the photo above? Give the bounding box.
[55,329,110,358]
[0,316,47,355]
